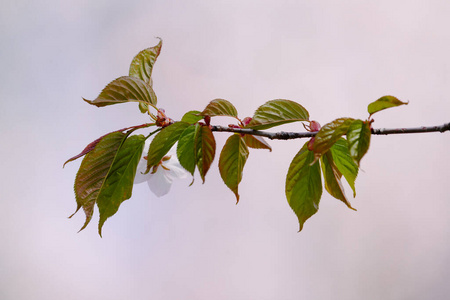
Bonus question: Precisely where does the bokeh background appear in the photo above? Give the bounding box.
[1,0,450,299]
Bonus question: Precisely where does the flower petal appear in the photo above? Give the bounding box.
[146,168,173,197]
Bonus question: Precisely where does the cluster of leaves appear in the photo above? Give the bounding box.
[65,40,408,235]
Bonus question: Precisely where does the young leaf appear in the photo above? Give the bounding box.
[285,142,322,231]
[329,139,358,197]
[320,152,355,210]
[146,122,190,171]
[367,95,408,116]
[313,118,355,161]
[242,135,272,151]
[83,76,157,107]
[196,125,216,183]
[200,99,238,118]
[97,135,146,236]
[219,134,249,203]
[246,99,309,130]
[177,125,199,175]
[181,110,203,124]
[129,38,162,85]
[72,131,128,231]
[347,120,371,165]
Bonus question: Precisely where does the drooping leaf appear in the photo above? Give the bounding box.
[285,142,322,231]
[347,120,371,165]
[312,118,355,161]
[246,99,309,130]
[181,110,203,124]
[177,125,199,176]
[129,38,162,85]
[219,134,249,203]
[367,95,408,115]
[146,122,190,172]
[242,134,272,151]
[97,135,146,236]
[83,76,157,107]
[72,131,128,231]
[64,135,105,167]
[329,138,358,197]
[196,125,216,182]
[321,152,355,210]
[200,99,238,118]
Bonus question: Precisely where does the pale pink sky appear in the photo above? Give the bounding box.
[1,0,450,299]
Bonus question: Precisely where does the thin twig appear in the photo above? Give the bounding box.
[210,122,450,140]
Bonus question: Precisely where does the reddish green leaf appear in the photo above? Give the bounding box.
[246,99,309,130]
[329,138,358,197]
[368,95,408,115]
[321,152,355,210]
[242,135,272,151]
[196,125,216,183]
[146,122,190,172]
[97,135,146,236]
[181,110,203,124]
[72,131,128,231]
[200,99,238,118]
[129,38,162,85]
[219,134,249,203]
[285,142,322,231]
[313,118,354,161]
[347,120,371,165]
[83,76,157,107]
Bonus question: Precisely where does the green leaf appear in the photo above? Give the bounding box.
[72,131,128,231]
[97,135,146,236]
[200,99,238,118]
[129,38,162,85]
[313,118,354,161]
[246,99,309,130]
[177,124,216,182]
[83,76,157,107]
[367,95,408,115]
[329,139,358,197]
[146,122,190,171]
[177,125,199,176]
[321,152,355,210]
[219,134,249,203]
[347,120,371,165]
[196,125,216,183]
[242,135,272,151]
[181,110,203,124]
[285,142,322,231]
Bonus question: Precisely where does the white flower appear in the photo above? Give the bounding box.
[134,141,189,197]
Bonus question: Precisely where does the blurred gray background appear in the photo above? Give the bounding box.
[1,0,449,299]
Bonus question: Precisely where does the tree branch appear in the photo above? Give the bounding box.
[210,122,450,140]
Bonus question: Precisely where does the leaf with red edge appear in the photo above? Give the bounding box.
[72,131,128,231]
[129,38,162,85]
[195,125,216,182]
[83,76,157,107]
[347,119,371,165]
[219,134,249,203]
[320,151,355,210]
[243,135,272,151]
[246,99,309,130]
[285,142,322,231]
[200,99,238,118]
[368,95,408,116]
[312,118,354,161]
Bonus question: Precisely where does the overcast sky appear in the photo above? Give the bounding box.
[1,0,450,299]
